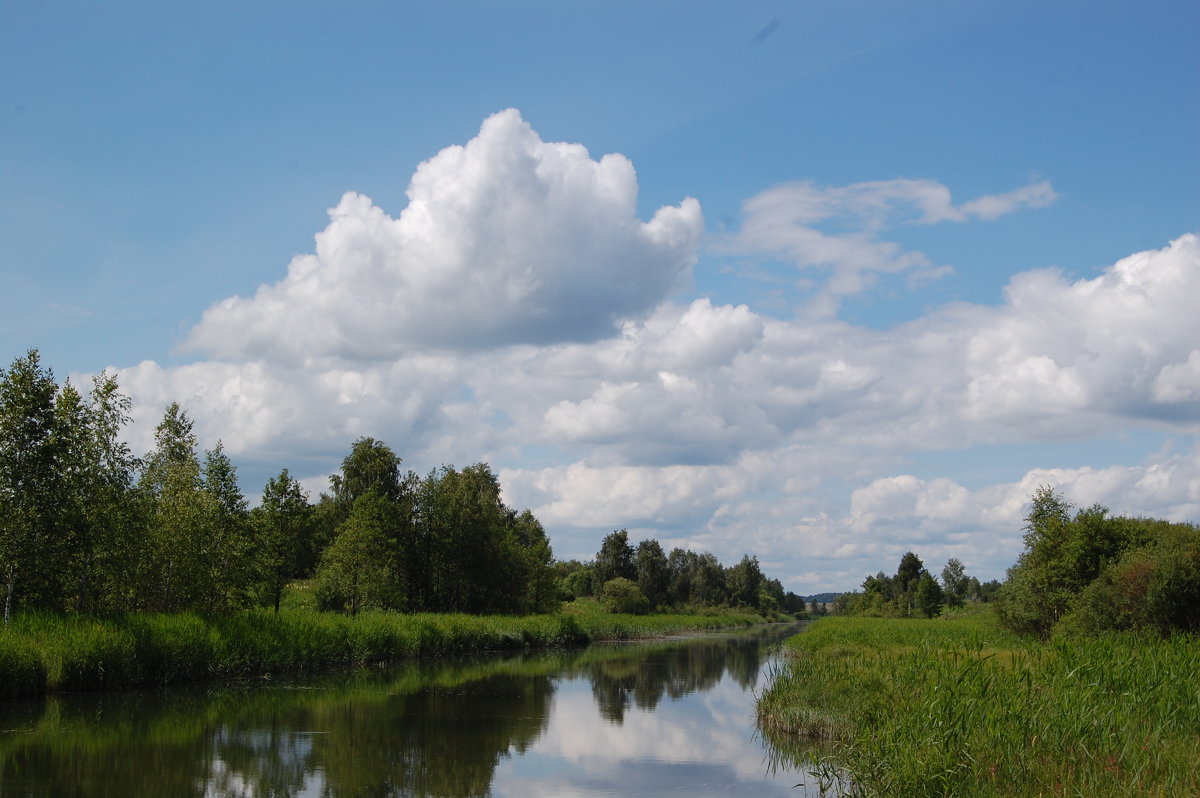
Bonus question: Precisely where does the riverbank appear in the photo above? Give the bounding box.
[0,601,765,697]
[757,608,1200,797]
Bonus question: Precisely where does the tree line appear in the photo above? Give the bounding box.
[833,551,1001,619]
[0,350,556,621]
[553,529,807,615]
[829,485,1199,637]
[2,349,805,624]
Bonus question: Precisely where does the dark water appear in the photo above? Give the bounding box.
[0,624,817,797]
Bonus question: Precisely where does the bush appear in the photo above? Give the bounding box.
[997,487,1200,638]
[600,578,650,615]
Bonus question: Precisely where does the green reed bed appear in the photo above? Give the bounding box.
[0,604,759,696]
[562,597,761,640]
[757,609,1200,797]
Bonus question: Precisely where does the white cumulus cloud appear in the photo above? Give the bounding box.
[184,109,703,360]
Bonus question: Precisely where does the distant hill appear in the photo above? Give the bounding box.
[804,592,842,604]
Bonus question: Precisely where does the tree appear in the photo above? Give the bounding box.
[760,577,785,613]
[511,509,557,613]
[692,552,727,606]
[726,555,764,609]
[76,371,139,612]
[914,571,944,618]
[315,492,399,615]
[667,548,695,606]
[561,562,594,599]
[201,441,255,612]
[593,530,636,592]
[0,350,62,621]
[895,552,924,595]
[254,468,312,612]
[332,437,403,506]
[996,487,1132,638]
[941,558,968,607]
[414,462,528,613]
[141,402,197,492]
[635,539,670,609]
[138,403,213,611]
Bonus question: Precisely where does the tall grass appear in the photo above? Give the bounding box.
[0,602,759,696]
[757,608,1200,797]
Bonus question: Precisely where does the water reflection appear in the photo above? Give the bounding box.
[0,625,809,797]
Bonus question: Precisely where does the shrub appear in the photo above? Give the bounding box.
[600,578,651,615]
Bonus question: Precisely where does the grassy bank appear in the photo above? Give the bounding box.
[757,608,1200,797]
[0,598,763,697]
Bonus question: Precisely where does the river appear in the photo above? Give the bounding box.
[0,623,819,797]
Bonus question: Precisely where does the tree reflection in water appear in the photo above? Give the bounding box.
[0,625,803,797]
[584,631,768,724]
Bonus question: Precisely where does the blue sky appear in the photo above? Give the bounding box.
[2,0,1198,592]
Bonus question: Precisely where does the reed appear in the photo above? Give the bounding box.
[757,609,1200,797]
[0,603,754,696]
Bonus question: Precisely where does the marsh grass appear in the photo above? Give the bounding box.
[757,609,1200,797]
[0,601,757,696]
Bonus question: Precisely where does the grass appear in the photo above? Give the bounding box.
[0,593,764,697]
[757,607,1200,797]
[562,596,761,639]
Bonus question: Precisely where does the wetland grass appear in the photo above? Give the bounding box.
[0,593,762,696]
[757,608,1200,797]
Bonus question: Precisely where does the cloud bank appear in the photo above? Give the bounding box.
[104,111,1199,592]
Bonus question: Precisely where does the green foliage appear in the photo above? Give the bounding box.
[0,350,64,621]
[315,492,402,615]
[843,552,951,619]
[593,529,636,592]
[941,558,968,607]
[726,554,764,608]
[331,436,404,506]
[555,559,593,600]
[600,577,650,615]
[759,612,1200,797]
[1056,522,1200,637]
[996,486,1199,638]
[511,509,558,613]
[0,603,761,695]
[914,571,944,618]
[253,468,312,612]
[635,539,669,608]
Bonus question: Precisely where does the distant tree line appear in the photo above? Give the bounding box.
[552,529,807,615]
[0,350,556,621]
[834,550,1000,620]
[828,485,1199,637]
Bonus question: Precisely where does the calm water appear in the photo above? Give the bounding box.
[0,624,819,797]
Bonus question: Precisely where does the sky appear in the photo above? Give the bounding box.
[2,0,1198,594]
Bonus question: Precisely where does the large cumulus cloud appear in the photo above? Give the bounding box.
[184,109,703,360]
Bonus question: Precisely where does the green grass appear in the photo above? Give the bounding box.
[757,607,1200,797]
[0,597,762,696]
[562,597,761,639]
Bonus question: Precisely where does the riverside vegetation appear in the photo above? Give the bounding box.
[0,591,761,696]
[758,488,1200,797]
[0,350,787,695]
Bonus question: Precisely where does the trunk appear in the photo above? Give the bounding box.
[4,565,14,625]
